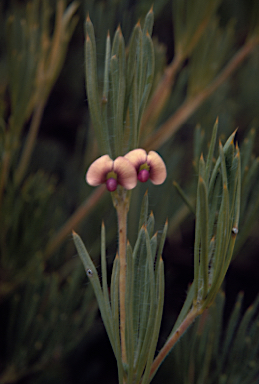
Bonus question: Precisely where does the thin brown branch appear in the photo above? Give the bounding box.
[14,100,46,186]
[144,37,259,152]
[149,306,201,382]
[116,196,128,365]
[45,184,106,258]
[0,147,11,210]
[140,4,217,141]
[140,54,183,136]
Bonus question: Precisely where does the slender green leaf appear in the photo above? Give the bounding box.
[143,6,154,36]
[173,181,196,215]
[141,257,164,384]
[193,124,205,172]
[205,118,218,186]
[125,242,134,383]
[208,130,237,198]
[146,211,155,237]
[72,232,115,353]
[198,176,209,299]
[110,255,124,383]
[138,190,149,231]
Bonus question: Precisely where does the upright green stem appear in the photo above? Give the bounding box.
[114,188,129,366]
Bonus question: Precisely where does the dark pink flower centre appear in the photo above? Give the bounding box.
[138,169,150,182]
[106,177,118,191]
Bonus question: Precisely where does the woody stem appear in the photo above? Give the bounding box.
[115,190,129,366]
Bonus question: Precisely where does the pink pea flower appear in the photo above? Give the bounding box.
[86,155,137,192]
[124,149,167,184]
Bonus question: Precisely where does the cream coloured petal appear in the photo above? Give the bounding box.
[86,155,113,186]
[124,148,147,169]
[147,151,167,185]
[114,156,137,189]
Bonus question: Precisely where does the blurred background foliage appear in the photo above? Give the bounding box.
[0,0,259,383]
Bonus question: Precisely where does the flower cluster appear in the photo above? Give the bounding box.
[86,149,167,192]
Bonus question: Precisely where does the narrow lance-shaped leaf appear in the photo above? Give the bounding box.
[203,181,230,307]
[193,124,205,172]
[198,176,209,299]
[126,22,141,91]
[101,222,113,336]
[125,242,134,383]
[126,23,142,150]
[194,176,202,301]
[205,118,218,186]
[116,29,126,156]
[208,130,237,198]
[156,220,168,263]
[173,181,196,215]
[101,32,112,157]
[143,6,154,36]
[85,33,106,154]
[138,190,149,231]
[141,257,165,384]
[72,232,116,353]
[199,154,206,180]
[137,32,155,141]
[208,174,221,240]
[134,230,156,382]
[110,255,124,383]
[146,211,155,238]
[132,227,146,353]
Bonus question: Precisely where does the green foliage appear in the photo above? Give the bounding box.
[84,9,155,157]
[73,194,167,384]
[193,123,241,309]
[2,262,96,383]
[235,128,259,253]
[1,0,259,383]
[153,291,259,384]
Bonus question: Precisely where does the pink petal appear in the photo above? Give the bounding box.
[113,156,137,189]
[86,155,113,186]
[147,151,167,185]
[124,148,147,169]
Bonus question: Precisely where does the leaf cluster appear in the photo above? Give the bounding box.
[84,9,155,157]
[154,291,259,384]
[73,192,167,384]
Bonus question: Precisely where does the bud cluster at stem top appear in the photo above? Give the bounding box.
[86,148,167,191]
